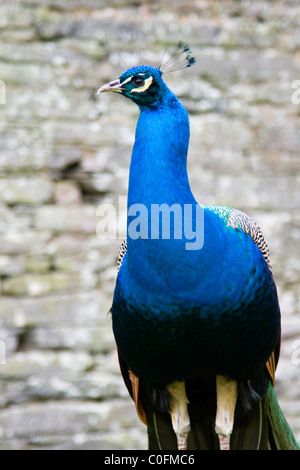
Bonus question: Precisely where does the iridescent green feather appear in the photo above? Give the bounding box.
[207,206,271,269]
[265,382,300,450]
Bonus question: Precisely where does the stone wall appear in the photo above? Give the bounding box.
[0,0,300,449]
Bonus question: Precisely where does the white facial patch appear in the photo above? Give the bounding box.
[131,76,153,93]
[120,76,133,86]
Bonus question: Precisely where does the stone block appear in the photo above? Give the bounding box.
[2,273,82,297]
[0,178,53,205]
[35,204,99,233]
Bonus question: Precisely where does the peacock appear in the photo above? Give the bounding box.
[97,43,299,450]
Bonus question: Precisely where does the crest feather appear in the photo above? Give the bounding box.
[158,41,196,74]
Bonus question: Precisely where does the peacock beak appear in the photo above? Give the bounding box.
[97,79,123,94]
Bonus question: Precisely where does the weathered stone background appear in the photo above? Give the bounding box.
[0,0,300,450]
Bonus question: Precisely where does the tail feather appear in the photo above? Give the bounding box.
[266,382,299,450]
[146,382,299,450]
[117,350,299,450]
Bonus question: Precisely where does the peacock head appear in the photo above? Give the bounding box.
[97,65,165,108]
[97,42,196,109]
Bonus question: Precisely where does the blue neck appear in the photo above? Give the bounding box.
[124,88,206,303]
[127,91,194,209]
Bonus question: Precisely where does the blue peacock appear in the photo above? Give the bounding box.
[97,43,299,450]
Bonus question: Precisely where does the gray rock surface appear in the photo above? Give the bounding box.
[0,0,299,450]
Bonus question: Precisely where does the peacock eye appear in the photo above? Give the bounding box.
[131,76,145,88]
